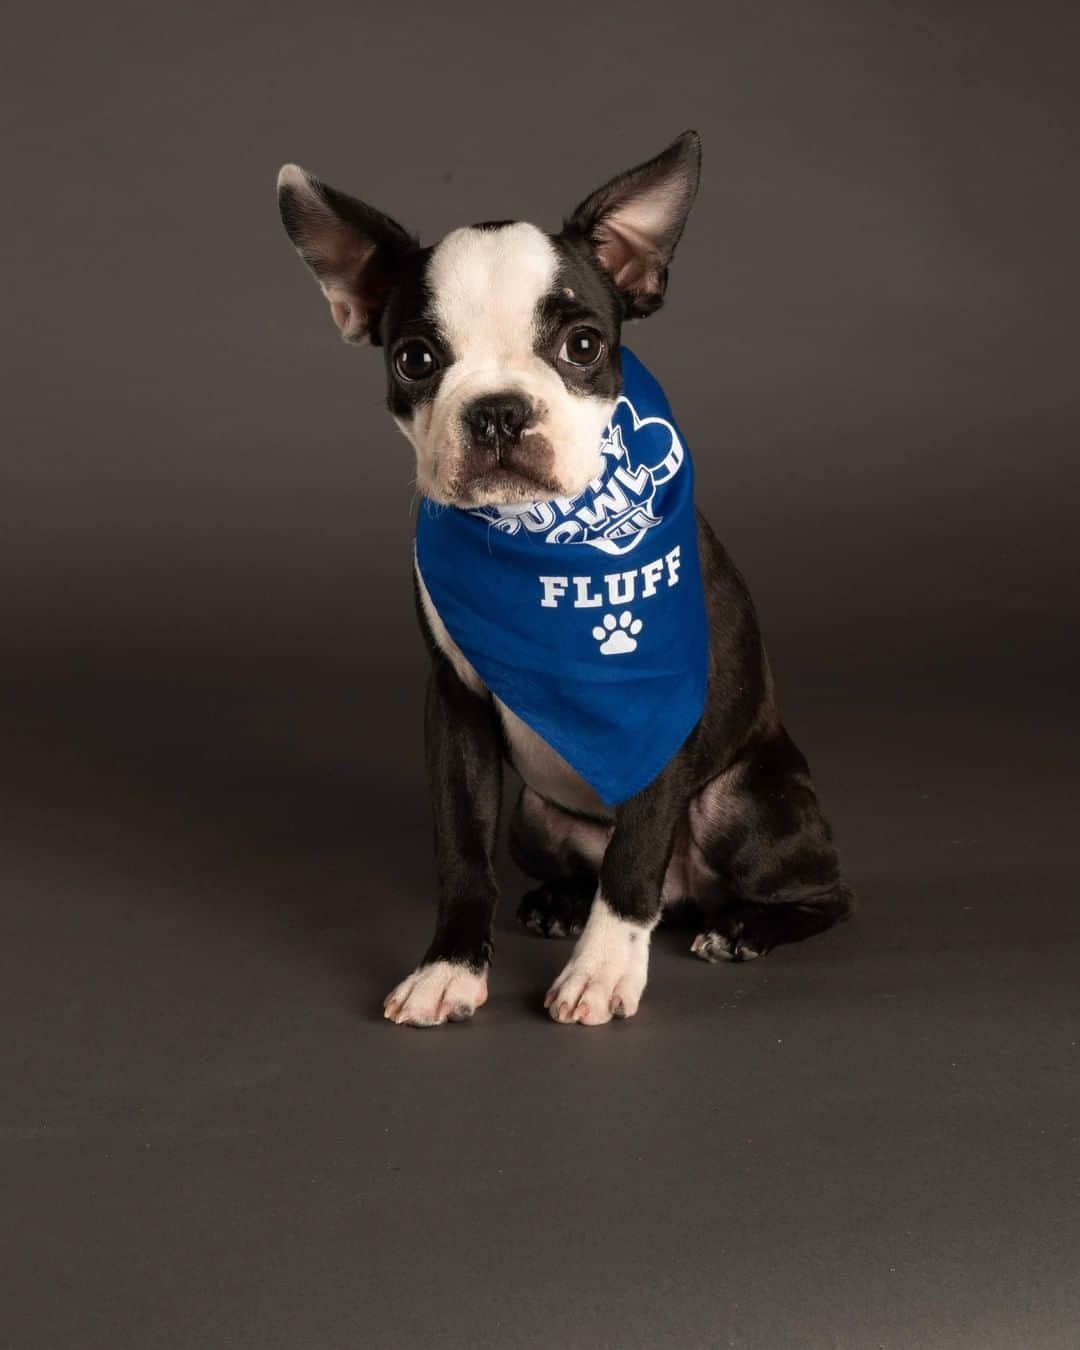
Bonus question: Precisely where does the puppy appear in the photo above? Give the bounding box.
[276,132,855,1027]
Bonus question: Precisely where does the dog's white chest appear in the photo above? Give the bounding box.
[494,701,610,818]
[415,563,610,819]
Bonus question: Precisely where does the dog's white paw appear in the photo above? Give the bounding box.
[383,961,488,1027]
[545,899,651,1025]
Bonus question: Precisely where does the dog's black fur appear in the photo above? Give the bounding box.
[278,132,855,1022]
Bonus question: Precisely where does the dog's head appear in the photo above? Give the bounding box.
[277,134,700,508]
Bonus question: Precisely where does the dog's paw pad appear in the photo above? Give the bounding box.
[591,611,643,655]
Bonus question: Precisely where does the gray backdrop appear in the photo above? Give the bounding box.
[3,3,1078,1348]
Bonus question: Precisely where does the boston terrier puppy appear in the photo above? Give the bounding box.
[276,132,855,1028]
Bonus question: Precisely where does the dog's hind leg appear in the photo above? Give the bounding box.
[688,728,856,963]
[510,787,611,938]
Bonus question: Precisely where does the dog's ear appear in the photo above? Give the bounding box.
[276,165,417,344]
[563,131,701,319]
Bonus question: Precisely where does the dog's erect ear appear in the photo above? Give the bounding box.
[276,165,417,344]
[563,132,701,319]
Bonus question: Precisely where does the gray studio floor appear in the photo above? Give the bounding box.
[3,650,1077,1350]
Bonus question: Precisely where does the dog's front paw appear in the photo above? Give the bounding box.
[544,900,650,1025]
[383,961,488,1027]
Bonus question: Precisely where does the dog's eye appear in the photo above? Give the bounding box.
[558,327,605,367]
[394,339,439,382]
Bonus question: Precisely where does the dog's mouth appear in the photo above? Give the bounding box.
[456,467,563,508]
[441,433,563,508]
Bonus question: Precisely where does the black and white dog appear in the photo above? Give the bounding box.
[277,132,855,1027]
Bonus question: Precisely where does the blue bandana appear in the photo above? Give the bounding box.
[415,348,708,807]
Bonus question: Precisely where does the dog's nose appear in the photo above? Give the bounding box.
[464,393,532,454]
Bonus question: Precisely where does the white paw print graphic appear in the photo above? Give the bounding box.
[592,611,643,655]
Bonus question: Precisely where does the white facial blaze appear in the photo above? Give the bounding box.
[399,223,614,505]
[429,221,556,362]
